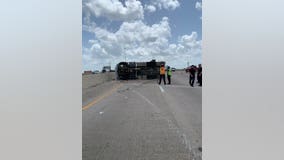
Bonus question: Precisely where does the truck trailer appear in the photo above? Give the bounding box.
[116,59,165,80]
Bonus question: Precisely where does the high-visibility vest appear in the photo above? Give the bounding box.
[167,69,172,76]
[160,67,165,75]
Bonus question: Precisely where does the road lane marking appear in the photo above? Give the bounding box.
[182,133,191,150]
[132,90,156,107]
[99,111,104,115]
[82,83,123,111]
[159,85,165,93]
[132,89,162,113]
[132,90,161,114]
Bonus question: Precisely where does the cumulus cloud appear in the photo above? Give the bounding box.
[150,0,180,10]
[84,17,170,58]
[82,6,97,33]
[83,21,96,33]
[83,0,144,21]
[195,1,202,11]
[178,32,201,56]
[145,5,156,13]
[83,17,201,70]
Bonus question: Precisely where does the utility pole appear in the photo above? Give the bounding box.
[109,62,111,70]
[135,62,137,79]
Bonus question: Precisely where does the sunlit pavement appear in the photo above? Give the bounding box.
[83,72,202,160]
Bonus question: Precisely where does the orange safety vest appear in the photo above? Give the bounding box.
[160,67,165,75]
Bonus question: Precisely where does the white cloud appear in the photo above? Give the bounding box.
[82,6,97,33]
[83,17,201,70]
[84,0,144,21]
[165,32,201,66]
[150,0,180,10]
[151,0,180,10]
[84,17,170,58]
[195,2,202,11]
[83,21,96,33]
[82,0,202,70]
[145,5,156,13]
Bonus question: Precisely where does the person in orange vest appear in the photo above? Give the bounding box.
[159,64,166,85]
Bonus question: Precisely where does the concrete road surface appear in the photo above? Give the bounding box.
[83,72,202,160]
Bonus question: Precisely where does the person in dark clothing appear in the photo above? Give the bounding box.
[159,64,166,85]
[197,64,202,86]
[189,65,196,87]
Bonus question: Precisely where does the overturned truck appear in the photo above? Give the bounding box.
[116,60,165,80]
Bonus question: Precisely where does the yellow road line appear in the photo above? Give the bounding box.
[82,83,123,111]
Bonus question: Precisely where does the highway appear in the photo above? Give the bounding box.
[83,71,202,160]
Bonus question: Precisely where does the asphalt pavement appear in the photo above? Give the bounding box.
[83,71,202,160]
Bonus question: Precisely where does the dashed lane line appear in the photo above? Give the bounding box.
[159,85,165,93]
[132,90,161,114]
[132,90,156,107]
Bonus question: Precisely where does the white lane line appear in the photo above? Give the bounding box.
[181,133,195,159]
[159,85,165,93]
[132,90,156,107]
[99,111,104,115]
[132,90,161,114]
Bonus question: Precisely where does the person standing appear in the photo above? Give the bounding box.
[167,66,172,84]
[159,64,166,85]
[197,64,202,86]
[189,65,196,87]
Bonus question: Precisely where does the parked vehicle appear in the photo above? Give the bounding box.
[93,70,100,74]
[102,66,111,73]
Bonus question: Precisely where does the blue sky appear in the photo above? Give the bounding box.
[82,0,202,71]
